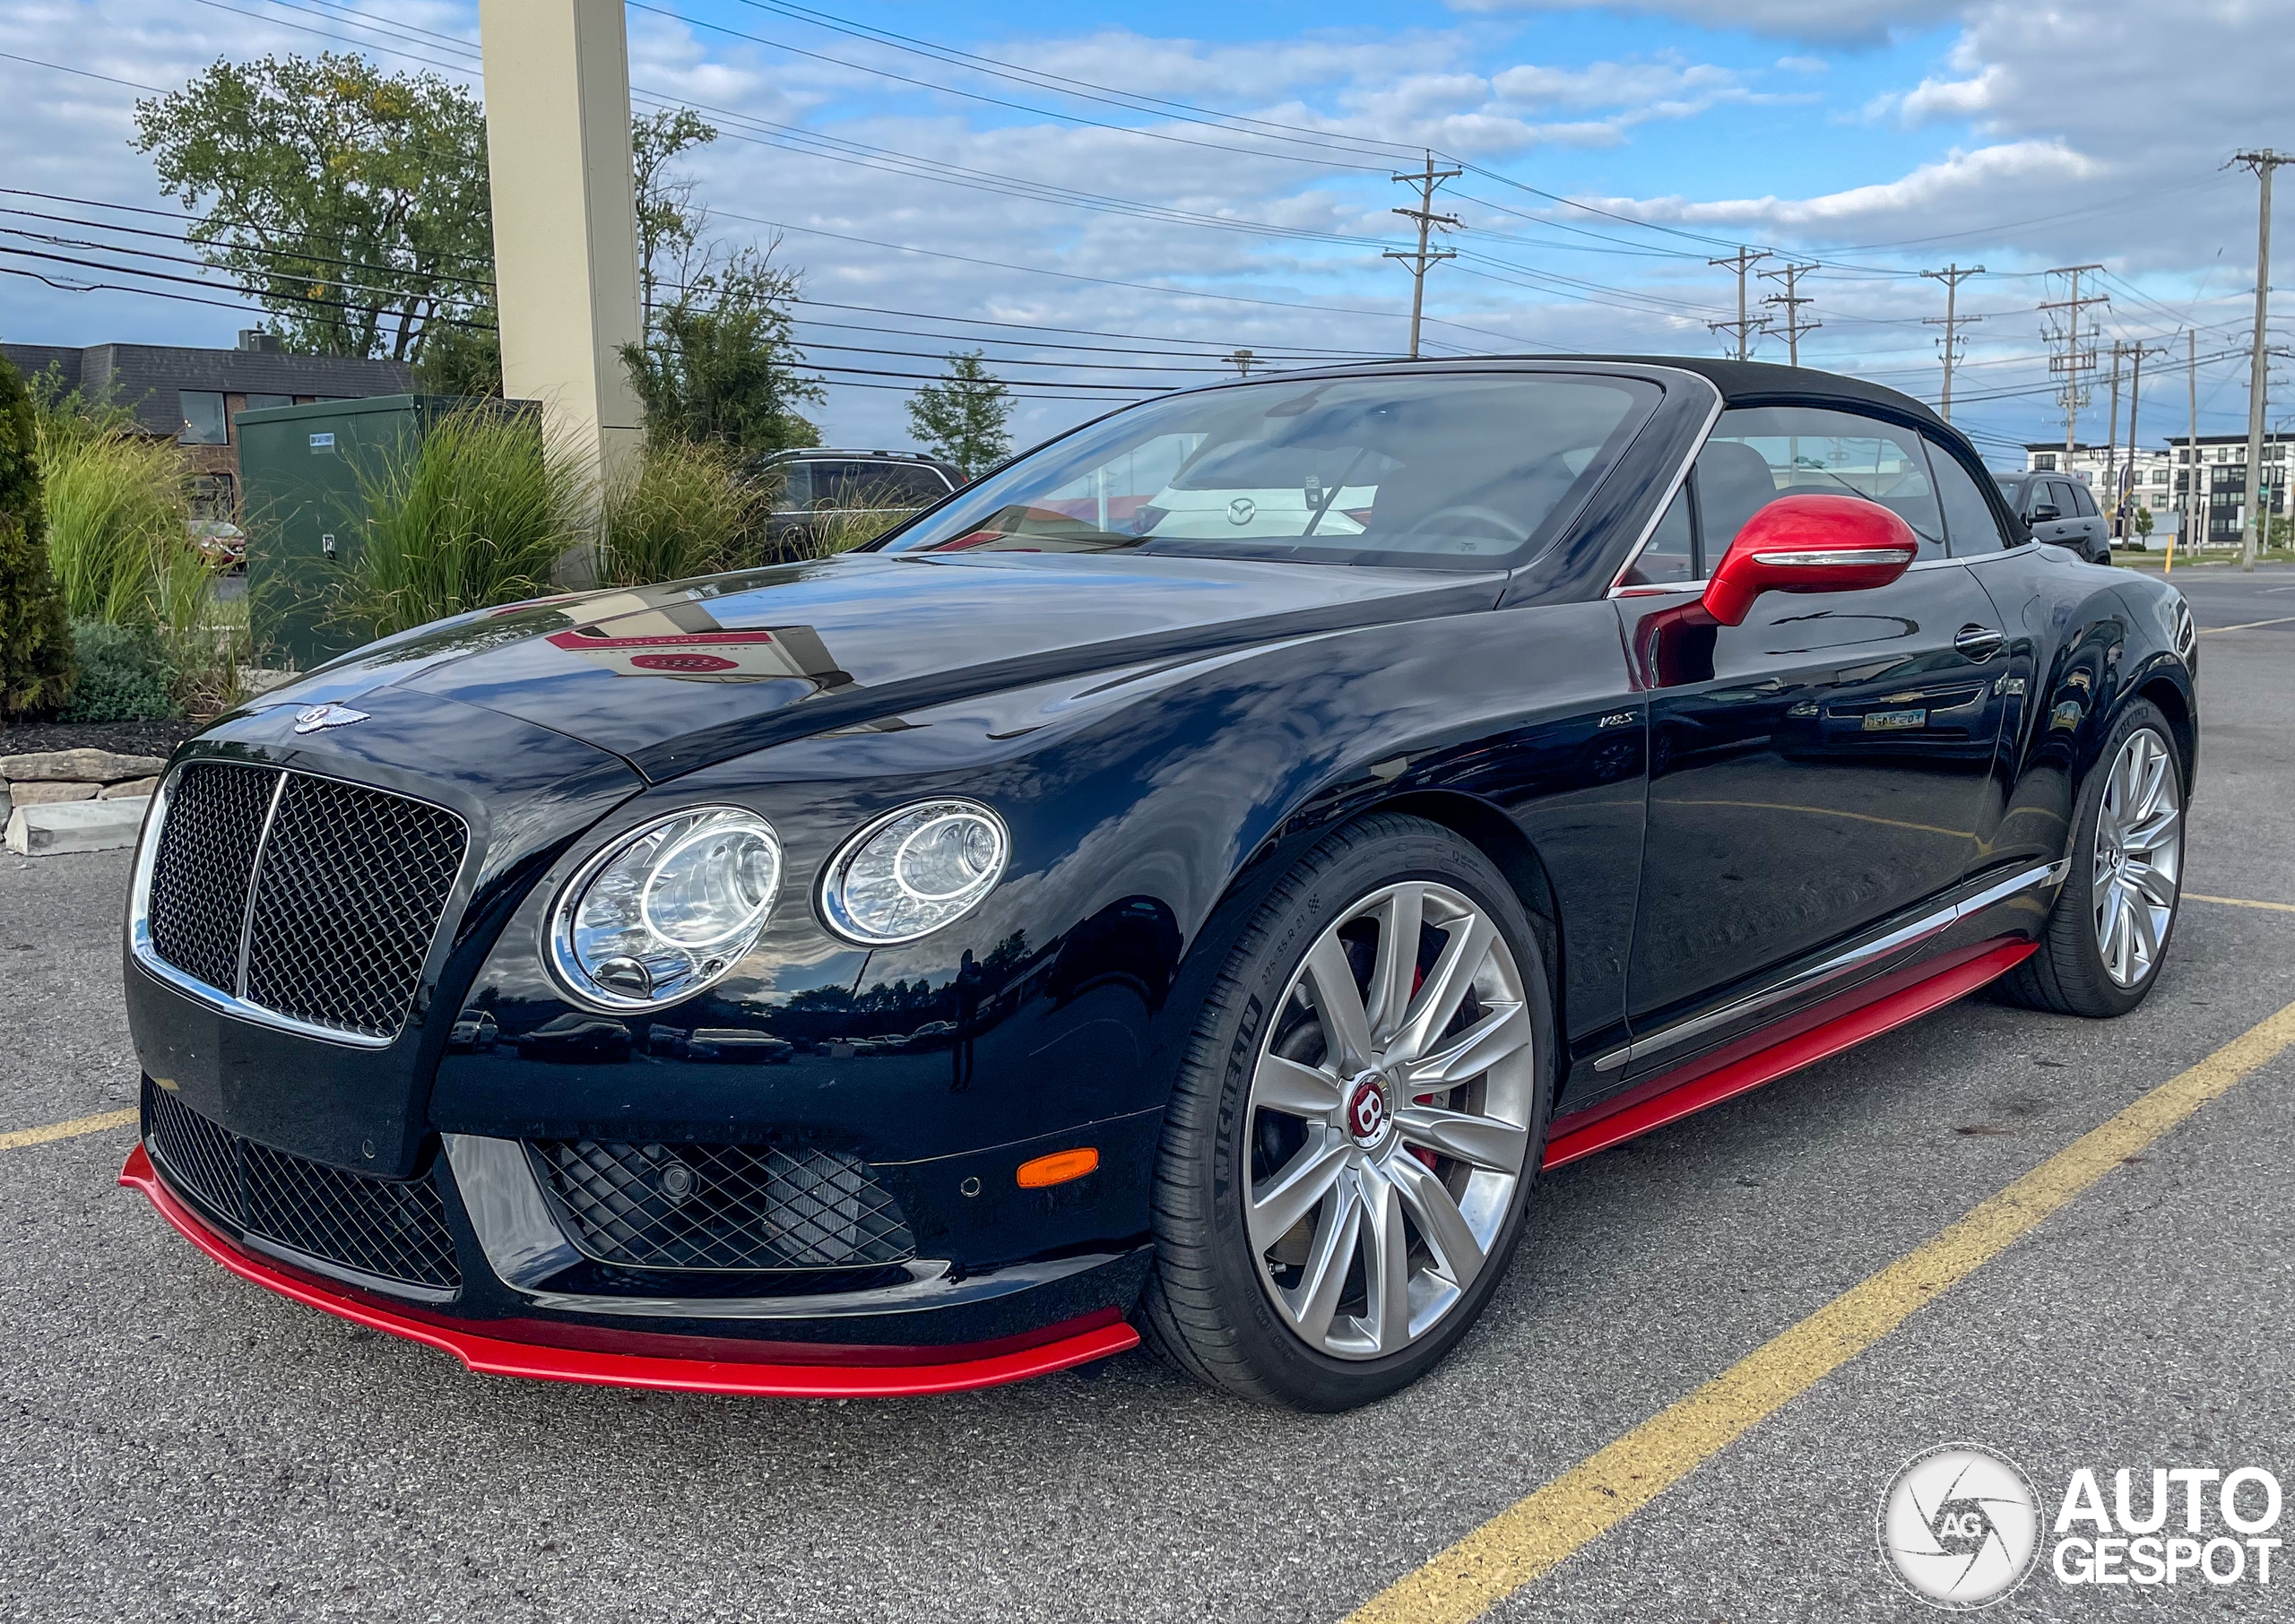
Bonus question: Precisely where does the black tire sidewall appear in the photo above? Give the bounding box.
[1170,816,1555,1411]
[2051,699,2184,1015]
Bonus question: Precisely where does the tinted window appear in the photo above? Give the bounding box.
[1621,486,1695,584]
[178,391,228,445]
[882,373,1659,569]
[242,393,292,413]
[2044,479,2077,516]
[1693,405,1947,562]
[813,461,949,509]
[1930,442,2012,554]
[2068,479,2099,518]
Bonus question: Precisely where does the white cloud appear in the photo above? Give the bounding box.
[1448,0,1969,47]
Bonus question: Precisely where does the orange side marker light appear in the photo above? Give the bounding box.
[1016,1147,1099,1188]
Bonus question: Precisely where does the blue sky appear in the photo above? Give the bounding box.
[3,0,2289,462]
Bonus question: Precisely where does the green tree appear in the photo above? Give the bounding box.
[632,108,718,330]
[906,351,1013,477]
[621,249,822,456]
[0,355,74,719]
[2132,505,2154,540]
[133,53,495,362]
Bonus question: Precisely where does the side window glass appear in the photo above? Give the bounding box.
[1927,440,2011,555]
[1696,405,1948,561]
[178,391,228,445]
[1622,486,1695,585]
[2069,480,2099,518]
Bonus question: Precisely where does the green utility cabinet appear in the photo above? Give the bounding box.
[236,394,495,671]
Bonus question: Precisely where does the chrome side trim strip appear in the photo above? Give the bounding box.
[1594,860,2062,1073]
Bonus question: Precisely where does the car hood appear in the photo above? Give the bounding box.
[261,550,1501,781]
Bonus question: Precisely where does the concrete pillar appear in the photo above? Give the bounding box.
[478,0,645,549]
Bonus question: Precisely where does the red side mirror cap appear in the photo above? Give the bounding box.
[1702,494,1919,626]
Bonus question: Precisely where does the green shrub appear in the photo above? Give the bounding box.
[336,406,588,639]
[799,483,928,559]
[0,355,74,719]
[41,428,191,623]
[59,618,178,721]
[598,440,754,585]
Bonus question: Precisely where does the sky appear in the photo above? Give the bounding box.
[2,0,2291,464]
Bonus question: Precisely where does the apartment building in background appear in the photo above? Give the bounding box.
[2024,433,2292,543]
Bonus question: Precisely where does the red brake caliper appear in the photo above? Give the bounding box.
[1407,961,1438,1170]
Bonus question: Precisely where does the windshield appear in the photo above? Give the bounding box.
[878,371,1660,569]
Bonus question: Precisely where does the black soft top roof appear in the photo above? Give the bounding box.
[1530,355,1946,427]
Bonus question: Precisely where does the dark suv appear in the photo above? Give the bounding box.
[755,449,965,554]
[1995,470,2111,563]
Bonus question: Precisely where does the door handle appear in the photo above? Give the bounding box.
[1954,625,2005,661]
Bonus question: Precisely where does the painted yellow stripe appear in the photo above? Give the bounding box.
[2187,893,2295,914]
[0,1108,138,1153]
[1343,996,2295,1624]
[2199,614,2295,635]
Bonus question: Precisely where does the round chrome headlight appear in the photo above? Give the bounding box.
[549,807,782,1010]
[818,799,1009,946]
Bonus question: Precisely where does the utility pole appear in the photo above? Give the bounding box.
[2103,341,2128,536]
[1708,246,1771,360]
[1921,263,1985,422]
[2185,330,2200,566]
[1224,349,1256,379]
[2231,150,2290,569]
[2040,264,2108,464]
[2123,341,2168,543]
[1758,261,1821,366]
[1383,152,1460,360]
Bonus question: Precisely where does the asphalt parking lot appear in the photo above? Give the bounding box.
[5,564,2293,1624]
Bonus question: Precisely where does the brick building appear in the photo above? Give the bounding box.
[2,330,410,519]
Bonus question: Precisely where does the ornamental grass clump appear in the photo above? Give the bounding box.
[39,428,190,625]
[339,406,589,640]
[597,439,755,586]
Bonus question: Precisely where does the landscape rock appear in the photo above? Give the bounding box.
[0,748,170,784]
[99,776,161,800]
[5,797,150,856]
[7,782,98,807]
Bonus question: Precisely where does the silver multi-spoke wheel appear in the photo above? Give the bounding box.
[1243,881,1536,1361]
[2091,726,2182,989]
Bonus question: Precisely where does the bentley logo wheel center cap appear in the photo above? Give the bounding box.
[1345,1073,1392,1147]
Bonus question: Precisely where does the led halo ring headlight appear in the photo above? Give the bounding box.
[549,806,783,1011]
[818,799,1010,946]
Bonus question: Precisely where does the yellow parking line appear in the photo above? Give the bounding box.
[0,1108,138,1153]
[2199,615,2295,635]
[2187,893,2295,914]
[1342,996,2295,1624]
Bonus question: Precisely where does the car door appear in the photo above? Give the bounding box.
[2030,477,2088,555]
[2065,478,2110,560]
[1614,404,2013,1074]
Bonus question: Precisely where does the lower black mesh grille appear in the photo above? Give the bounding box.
[143,1080,460,1292]
[528,1139,915,1273]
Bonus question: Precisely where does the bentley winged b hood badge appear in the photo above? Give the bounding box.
[291,703,371,734]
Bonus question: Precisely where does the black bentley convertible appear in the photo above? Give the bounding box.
[121,358,2195,1410]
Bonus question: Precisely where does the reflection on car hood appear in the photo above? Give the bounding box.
[255,550,1498,781]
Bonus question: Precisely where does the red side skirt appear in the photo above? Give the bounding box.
[119,1144,1139,1398]
[1543,938,2034,1170]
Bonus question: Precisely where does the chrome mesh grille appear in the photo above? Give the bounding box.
[145,763,273,991]
[140,763,466,1041]
[143,1079,460,1291]
[244,774,467,1039]
[527,1139,916,1273]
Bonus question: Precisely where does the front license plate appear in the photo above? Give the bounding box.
[1862,707,1927,732]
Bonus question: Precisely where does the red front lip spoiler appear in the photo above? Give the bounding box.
[119,1144,1139,1397]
